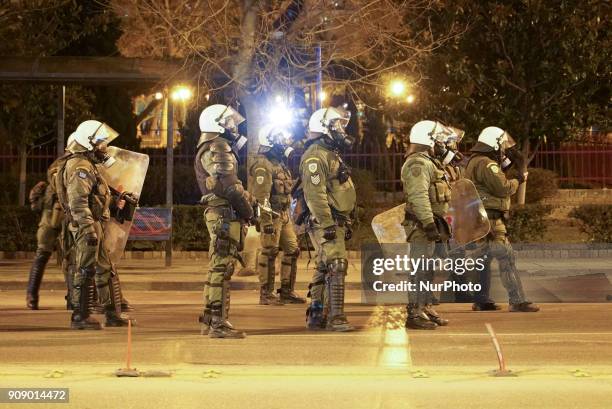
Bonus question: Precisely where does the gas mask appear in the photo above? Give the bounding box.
[92,145,116,168]
[227,130,248,152]
[217,107,248,153]
[434,142,459,166]
[329,119,354,149]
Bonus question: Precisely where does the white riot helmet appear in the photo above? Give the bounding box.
[477,126,516,151]
[198,104,247,150]
[409,120,458,147]
[308,106,353,148]
[71,120,118,151]
[258,124,294,158]
[69,120,118,167]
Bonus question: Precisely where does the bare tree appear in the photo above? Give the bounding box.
[108,0,457,167]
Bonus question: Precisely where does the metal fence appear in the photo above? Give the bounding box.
[2,136,610,200]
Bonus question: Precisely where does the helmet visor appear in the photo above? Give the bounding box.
[218,106,245,133]
[91,123,119,147]
[500,132,516,150]
[431,122,461,144]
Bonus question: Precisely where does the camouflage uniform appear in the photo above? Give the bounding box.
[249,153,303,304]
[300,138,356,331]
[26,159,64,309]
[401,150,451,328]
[56,152,128,329]
[465,154,530,306]
[195,136,253,338]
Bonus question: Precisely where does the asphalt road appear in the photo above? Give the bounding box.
[1,290,611,409]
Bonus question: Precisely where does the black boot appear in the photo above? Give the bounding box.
[325,259,354,332]
[199,307,213,335]
[260,286,283,305]
[26,250,51,310]
[70,267,101,330]
[423,304,449,326]
[278,253,305,304]
[104,274,135,327]
[208,279,245,338]
[405,304,437,330]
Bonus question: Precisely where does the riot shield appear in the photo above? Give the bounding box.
[449,178,490,245]
[99,147,149,265]
[371,204,407,244]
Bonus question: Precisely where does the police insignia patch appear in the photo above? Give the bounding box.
[310,174,321,185]
[78,171,88,179]
[256,176,264,184]
[410,167,421,177]
[308,163,318,173]
[489,164,500,174]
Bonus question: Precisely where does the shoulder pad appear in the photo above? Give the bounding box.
[210,139,232,153]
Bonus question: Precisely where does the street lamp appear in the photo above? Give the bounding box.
[170,85,192,101]
[389,80,407,97]
[406,94,415,104]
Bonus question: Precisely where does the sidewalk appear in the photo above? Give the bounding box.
[1,256,611,295]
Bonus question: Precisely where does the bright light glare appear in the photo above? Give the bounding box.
[390,80,406,97]
[406,94,415,104]
[171,86,192,101]
[154,92,163,100]
[319,91,327,102]
[274,95,283,103]
[269,105,293,126]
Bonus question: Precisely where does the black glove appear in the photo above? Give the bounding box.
[85,232,98,246]
[322,226,337,241]
[262,224,275,235]
[344,226,353,241]
[516,171,528,184]
[423,222,441,241]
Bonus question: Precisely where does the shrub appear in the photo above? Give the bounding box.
[506,204,553,242]
[0,204,211,252]
[0,206,39,251]
[508,167,558,203]
[569,205,612,243]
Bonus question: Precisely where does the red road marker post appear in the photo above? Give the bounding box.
[115,319,140,377]
[485,323,516,377]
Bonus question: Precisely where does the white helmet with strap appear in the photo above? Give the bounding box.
[308,107,350,136]
[199,104,245,134]
[409,120,458,147]
[71,120,118,151]
[477,126,516,151]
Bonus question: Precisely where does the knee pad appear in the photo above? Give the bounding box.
[285,248,300,259]
[327,258,348,277]
[262,246,280,259]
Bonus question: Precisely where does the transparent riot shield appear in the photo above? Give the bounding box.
[371,204,407,244]
[449,178,490,245]
[99,147,149,265]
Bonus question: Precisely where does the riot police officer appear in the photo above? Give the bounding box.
[195,104,253,338]
[26,159,64,309]
[402,120,459,330]
[56,120,133,329]
[465,126,539,312]
[250,125,305,305]
[298,106,356,332]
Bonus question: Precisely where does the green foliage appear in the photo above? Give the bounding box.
[506,204,553,242]
[171,205,210,250]
[569,205,612,243]
[0,206,39,251]
[405,0,610,147]
[0,205,211,252]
